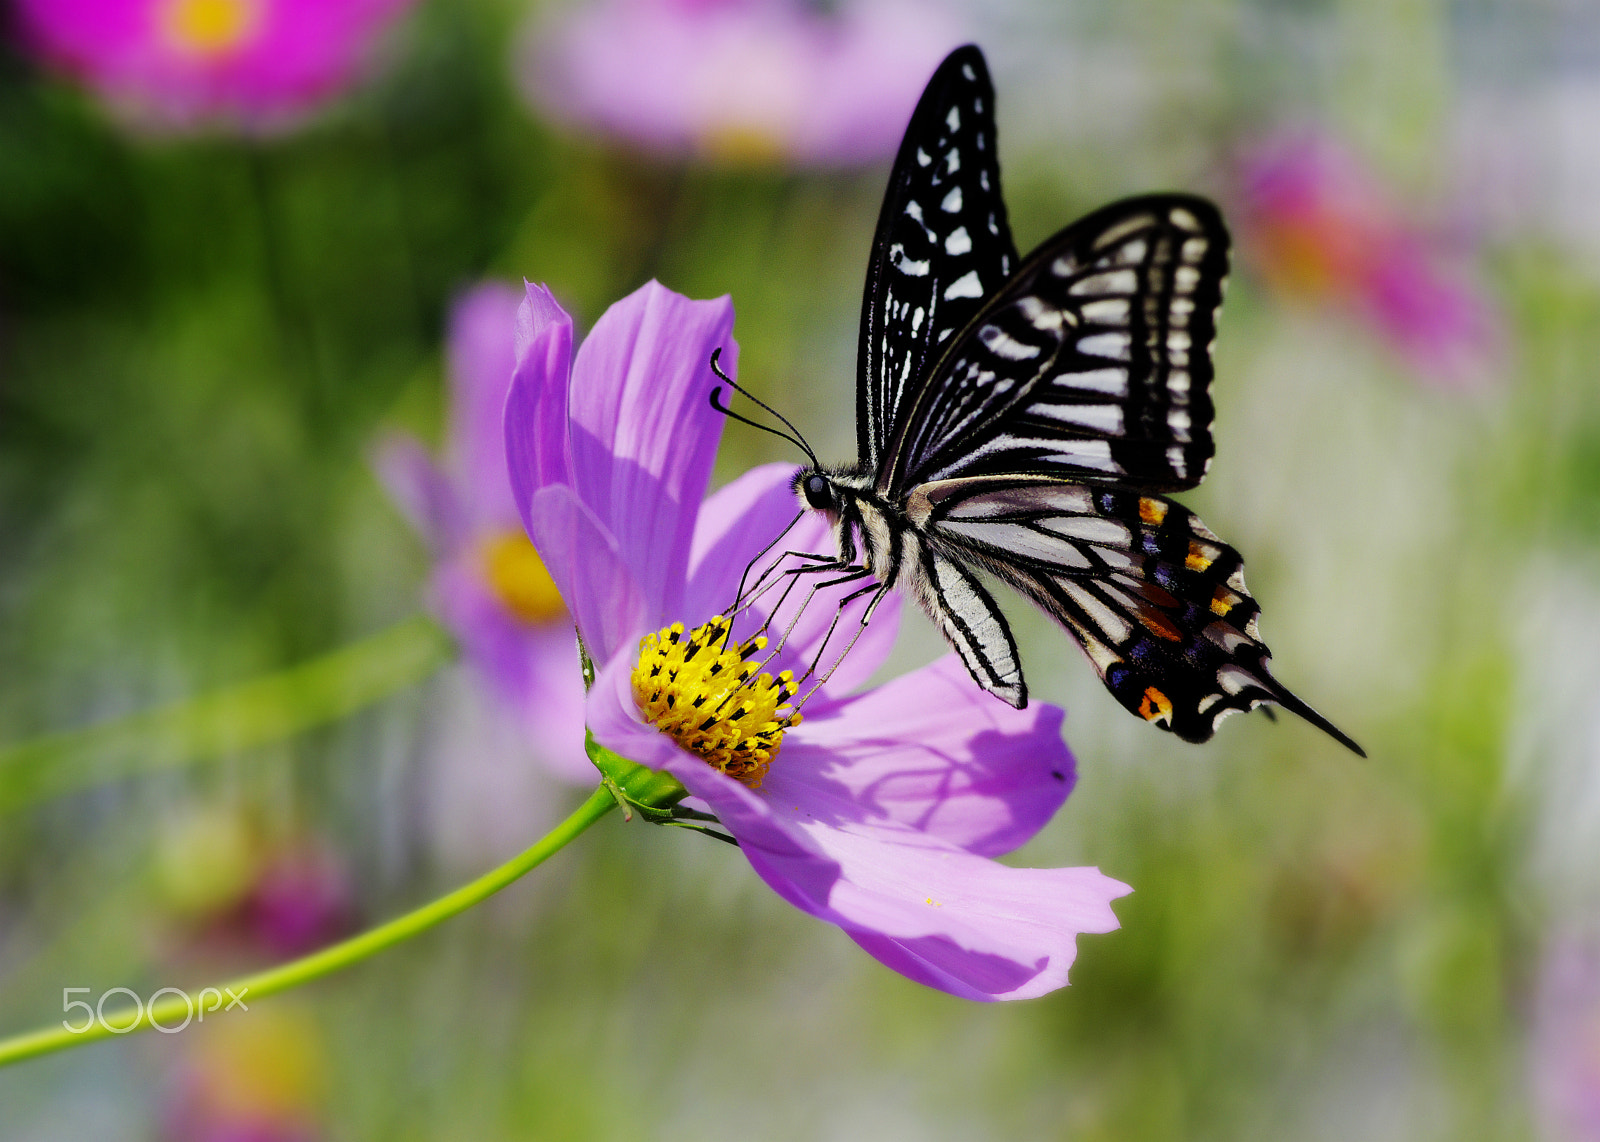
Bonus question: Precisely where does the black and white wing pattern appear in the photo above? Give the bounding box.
[882,195,1228,498]
[807,43,1361,752]
[907,477,1363,752]
[857,45,1018,475]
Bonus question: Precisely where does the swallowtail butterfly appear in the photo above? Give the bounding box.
[744,45,1361,753]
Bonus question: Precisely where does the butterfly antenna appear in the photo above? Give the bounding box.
[707,349,821,468]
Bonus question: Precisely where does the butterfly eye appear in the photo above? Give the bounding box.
[802,474,835,511]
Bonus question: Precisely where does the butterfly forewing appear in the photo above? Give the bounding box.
[882,196,1229,498]
[907,475,1360,749]
[858,45,1018,475]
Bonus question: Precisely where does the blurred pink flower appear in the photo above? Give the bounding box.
[504,278,1130,1000]
[1237,131,1503,387]
[163,1006,325,1142]
[14,0,418,133]
[152,808,357,961]
[1532,935,1600,1141]
[521,0,966,166]
[242,843,356,958]
[376,282,590,783]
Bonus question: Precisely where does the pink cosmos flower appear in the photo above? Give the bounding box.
[376,283,590,784]
[14,0,418,134]
[1237,131,1503,387]
[1532,934,1600,1140]
[520,0,966,166]
[503,278,1130,1001]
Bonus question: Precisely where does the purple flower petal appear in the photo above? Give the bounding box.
[505,282,576,540]
[844,858,1128,1001]
[675,747,1124,1002]
[445,282,526,531]
[371,432,467,555]
[770,656,1073,857]
[527,483,646,664]
[566,281,736,629]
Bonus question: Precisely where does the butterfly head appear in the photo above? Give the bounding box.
[795,469,840,515]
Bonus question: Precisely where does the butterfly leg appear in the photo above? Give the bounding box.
[721,509,808,644]
[756,564,873,667]
[723,549,838,647]
[795,580,896,701]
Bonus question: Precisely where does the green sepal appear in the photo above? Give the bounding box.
[585,731,688,822]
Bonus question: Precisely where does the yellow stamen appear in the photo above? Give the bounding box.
[159,0,260,58]
[631,617,802,789]
[481,530,566,625]
[702,126,788,166]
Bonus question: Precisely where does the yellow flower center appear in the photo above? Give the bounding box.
[702,125,788,167]
[631,617,802,789]
[158,0,261,58]
[481,530,567,625]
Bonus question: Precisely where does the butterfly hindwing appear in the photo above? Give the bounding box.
[902,538,1026,708]
[858,45,1018,475]
[883,196,1229,497]
[910,475,1361,749]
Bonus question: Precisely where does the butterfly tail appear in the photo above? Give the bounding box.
[1265,681,1366,758]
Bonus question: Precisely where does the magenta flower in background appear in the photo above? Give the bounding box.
[503,278,1129,1001]
[243,844,356,958]
[376,282,590,784]
[1532,934,1600,1140]
[521,0,965,166]
[1237,131,1503,387]
[14,0,418,133]
[152,807,356,962]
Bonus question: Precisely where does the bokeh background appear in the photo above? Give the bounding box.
[3,0,1600,1138]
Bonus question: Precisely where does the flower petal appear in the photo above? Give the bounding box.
[505,282,576,542]
[683,463,804,620]
[445,282,525,531]
[566,280,736,627]
[371,432,466,554]
[666,750,1125,1002]
[526,484,645,664]
[770,656,1074,857]
[844,862,1129,1001]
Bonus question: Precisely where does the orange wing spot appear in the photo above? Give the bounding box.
[1210,585,1240,616]
[1137,604,1184,641]
[1139,497,1168,526]
[1185,540,1216,572]
[1139,686,1174,725]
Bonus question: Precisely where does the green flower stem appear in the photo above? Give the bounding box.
[0,784,619,1069]
[0,616,453,814]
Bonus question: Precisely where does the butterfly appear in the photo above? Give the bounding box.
[720,45,1361,754]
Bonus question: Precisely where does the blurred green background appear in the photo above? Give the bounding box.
[4,0,1600,1138]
